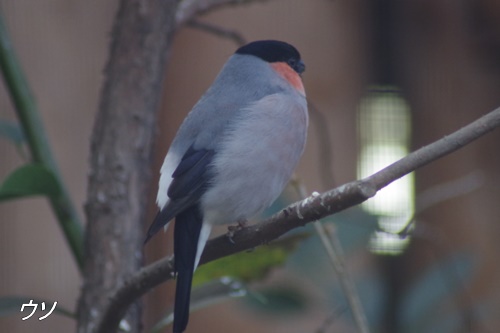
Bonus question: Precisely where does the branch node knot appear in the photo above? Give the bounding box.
[358,182,377,198]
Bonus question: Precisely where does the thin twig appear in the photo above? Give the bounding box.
[306,100,360,332]
[397,171,485,237]
[0,13,84,270]
[383,171,489,331]
[415,170,484,213]
[322,224,370,333]
[187,20,247,46]
[315,307,347,333]
[175,0,270,26]
[292,178,370,333]
[94,105,500,333]
[308,99,336,188]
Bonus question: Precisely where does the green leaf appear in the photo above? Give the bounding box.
[0,296,74,318]
[193,233,310,287]
[0,164,61,201]
[0,120,25,144]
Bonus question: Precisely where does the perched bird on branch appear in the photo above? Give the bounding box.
[145,40,308,333]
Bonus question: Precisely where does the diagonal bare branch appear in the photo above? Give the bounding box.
[187,19,247,46]
[176,0,270,26]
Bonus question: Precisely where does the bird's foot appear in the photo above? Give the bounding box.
[226,219,248,244]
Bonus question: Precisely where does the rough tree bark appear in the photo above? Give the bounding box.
[77,1,179,332]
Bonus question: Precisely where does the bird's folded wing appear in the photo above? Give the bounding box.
[144,145,215,243]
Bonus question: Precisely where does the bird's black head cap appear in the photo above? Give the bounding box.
[236,40,305,74]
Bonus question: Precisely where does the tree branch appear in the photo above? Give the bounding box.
[293,179,370,333]
[175,0,269,26]
[321,224,370,333]
[94,105,500,333]
[308,99,336,188]
[187,19,247,46]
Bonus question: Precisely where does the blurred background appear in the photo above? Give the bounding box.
[1,0,500,332]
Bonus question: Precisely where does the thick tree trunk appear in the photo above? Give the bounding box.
[77,1,179,332]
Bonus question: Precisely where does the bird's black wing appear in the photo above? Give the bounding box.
[144,145,215,244]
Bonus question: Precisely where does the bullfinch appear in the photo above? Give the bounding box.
[145,40,308,333]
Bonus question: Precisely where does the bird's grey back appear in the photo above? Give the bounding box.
[168,54,299,154]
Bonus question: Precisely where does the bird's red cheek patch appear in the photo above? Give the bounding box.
[271,62,305,95]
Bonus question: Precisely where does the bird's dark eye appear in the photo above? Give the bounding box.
[287,58,305,74]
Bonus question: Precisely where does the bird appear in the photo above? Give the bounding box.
[144,40,308,333]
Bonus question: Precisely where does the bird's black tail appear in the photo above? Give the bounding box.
[173,206,203,333]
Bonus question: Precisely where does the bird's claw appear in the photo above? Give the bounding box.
[226,220,248,244]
